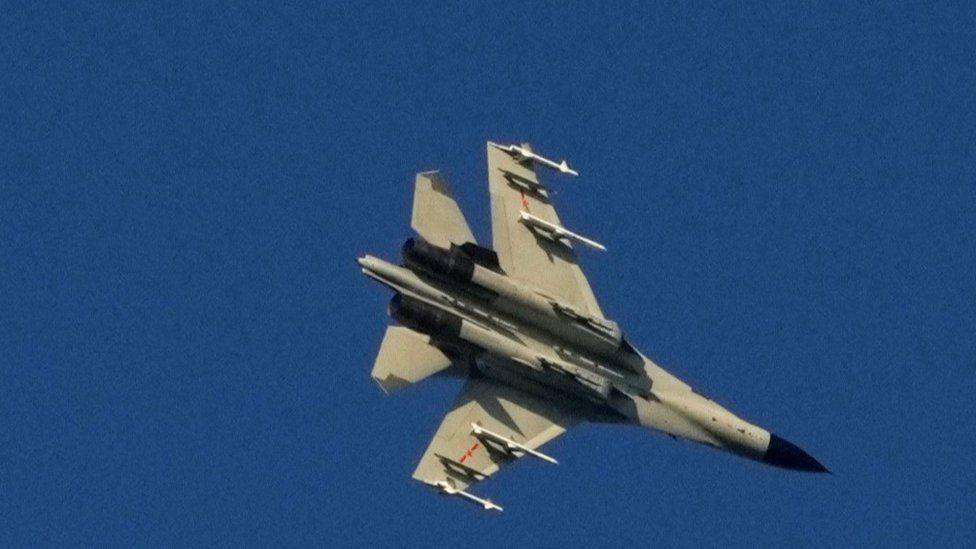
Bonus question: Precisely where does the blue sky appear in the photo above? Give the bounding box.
[2,2,974,546]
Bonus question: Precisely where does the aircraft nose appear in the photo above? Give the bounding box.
[762,433,829,473]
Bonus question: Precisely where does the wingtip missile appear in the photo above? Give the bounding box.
[434,481,504,512]
[490,142,579,176]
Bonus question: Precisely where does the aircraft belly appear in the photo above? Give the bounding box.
[611,389,770,458]
[474,353,608,412]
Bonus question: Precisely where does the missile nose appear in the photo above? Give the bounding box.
[762,433,829,473]
[357,255,372,269]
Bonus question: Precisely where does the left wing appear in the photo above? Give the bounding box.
[412,376,583,511]
[486,142,604,318]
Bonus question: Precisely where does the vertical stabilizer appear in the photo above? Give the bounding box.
[411,171,476,247]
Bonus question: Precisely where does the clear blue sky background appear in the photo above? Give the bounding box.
[2,2,974,546]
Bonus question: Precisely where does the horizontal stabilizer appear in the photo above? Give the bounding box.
[411,171,476,248]
[371,326,453,394]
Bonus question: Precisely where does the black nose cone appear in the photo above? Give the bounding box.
[763,433,829,473]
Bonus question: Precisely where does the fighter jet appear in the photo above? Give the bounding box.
[358,142,827,512]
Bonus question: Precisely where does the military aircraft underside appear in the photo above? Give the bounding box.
[358,142,827,511]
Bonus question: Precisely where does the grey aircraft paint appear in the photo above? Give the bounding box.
[358,143,826,511]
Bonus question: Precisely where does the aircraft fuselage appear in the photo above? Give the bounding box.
[358,244,827,473]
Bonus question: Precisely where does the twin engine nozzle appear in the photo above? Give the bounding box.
[398,237,642,373]
[401,237,476,283]
[388,293,461,338]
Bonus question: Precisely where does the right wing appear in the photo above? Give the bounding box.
[487,142,604,318]
[412,376,583,511]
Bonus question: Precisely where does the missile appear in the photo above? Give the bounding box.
[490,142,579,176]
[518,210,606,252]
[434,481,503,512]
[471,424,558,464]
